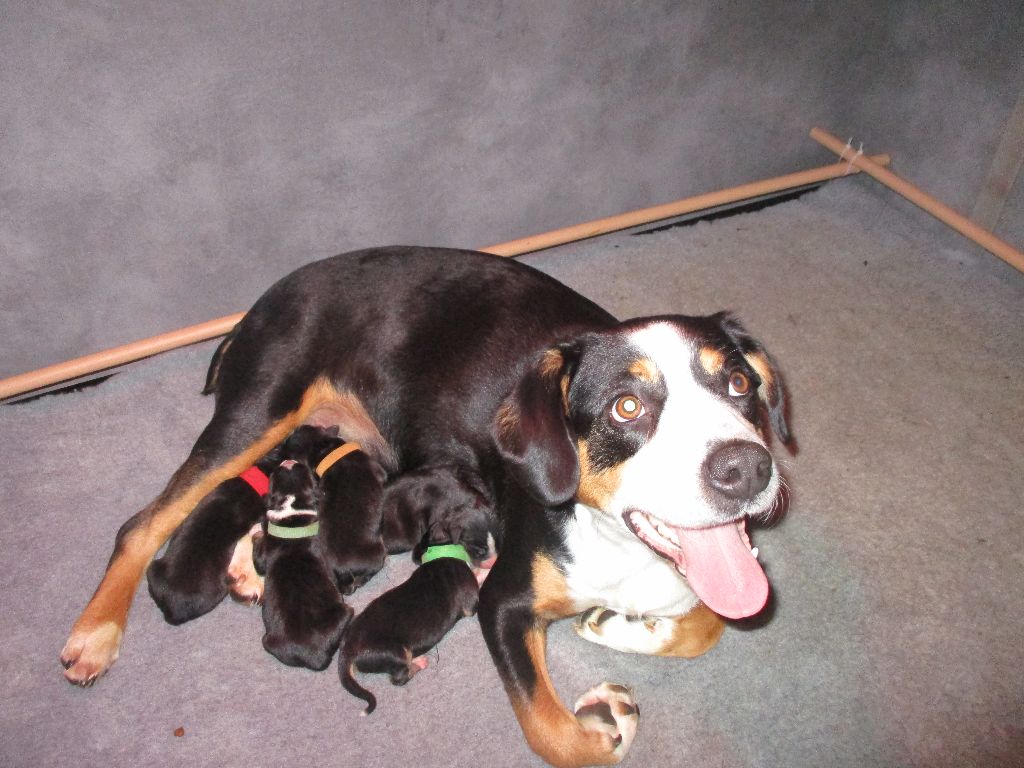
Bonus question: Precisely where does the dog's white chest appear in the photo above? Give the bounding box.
[560,504,700,618]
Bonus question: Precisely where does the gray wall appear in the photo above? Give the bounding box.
[3,1,1022,379]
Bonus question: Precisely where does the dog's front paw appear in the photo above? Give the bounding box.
[60,621,123,686]
[573,682,639,763]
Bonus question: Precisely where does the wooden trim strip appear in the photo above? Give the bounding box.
[810,126,1024,273]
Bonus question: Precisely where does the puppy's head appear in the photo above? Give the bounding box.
[423,500,500,565]
[280,424,344,467]
[493,313,792,618]
[267,460,323,522]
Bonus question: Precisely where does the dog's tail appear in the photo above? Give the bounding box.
[338,650,377,715]
[201,323,240,395]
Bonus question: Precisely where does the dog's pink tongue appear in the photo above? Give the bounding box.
[676,523,769,619]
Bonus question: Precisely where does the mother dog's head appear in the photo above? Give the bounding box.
[493,312,793,618]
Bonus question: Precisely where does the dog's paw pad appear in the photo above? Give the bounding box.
[60,622,122,686]
[574,607,618,637]
[573,682,639,759]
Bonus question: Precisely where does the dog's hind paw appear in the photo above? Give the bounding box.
[60,621,123,686]
[573,682,639,762]
[228,571,264,606]
[575,607,672,655]
[227,531,264,606]
[575,604,725,659]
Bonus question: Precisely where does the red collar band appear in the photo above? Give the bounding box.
[238,465,270,496]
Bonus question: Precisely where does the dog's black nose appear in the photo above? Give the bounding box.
[704,440,773,500]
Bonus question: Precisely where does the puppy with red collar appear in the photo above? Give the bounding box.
[251,458,352,671]
[338,541,479,714]
[145,450,280,624]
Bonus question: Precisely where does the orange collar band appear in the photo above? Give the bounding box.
[315,443,362,477]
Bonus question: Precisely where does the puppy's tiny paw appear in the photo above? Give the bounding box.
[573,682,639,760]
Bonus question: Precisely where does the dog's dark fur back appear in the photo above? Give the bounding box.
[146,450,279,625]
[338,556,479,714]
[253,460,352,671]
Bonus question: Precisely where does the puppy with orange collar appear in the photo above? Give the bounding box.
[280,425,388,595]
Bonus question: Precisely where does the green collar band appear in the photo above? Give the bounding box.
[420,543,472,566]
[267,520,320,539]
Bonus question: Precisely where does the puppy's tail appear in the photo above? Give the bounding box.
[338,650,377,715]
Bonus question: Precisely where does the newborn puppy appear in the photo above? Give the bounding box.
[146,450,280,624]
[281,425,388,595]
[338,543,479,714]
[252,460,352,671]
[380,465,501,566]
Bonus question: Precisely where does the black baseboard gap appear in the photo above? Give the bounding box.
[632,181,824,235]
[4,373,117,406]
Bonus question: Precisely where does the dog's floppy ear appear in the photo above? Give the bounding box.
[492,342,581,507]
[715,313,794,448]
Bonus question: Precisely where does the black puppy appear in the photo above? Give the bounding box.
[379,465,501,566]
[281,425,388,594]
[146,450,280,624]
[252,459,352,671]
[338,543,479,714]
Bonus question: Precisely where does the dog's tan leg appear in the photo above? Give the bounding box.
[510,624,639,767]
[574,602,725,658]
[60,434,288,685]
[480,554,639,767]
[60,379,351,685]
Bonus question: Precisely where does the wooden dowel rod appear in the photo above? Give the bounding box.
[481,154,889,255]
[0,154,890,401]
[810,127,1024,273]
[0,312,249,401]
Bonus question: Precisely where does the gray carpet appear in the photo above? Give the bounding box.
[2,182,1022,767]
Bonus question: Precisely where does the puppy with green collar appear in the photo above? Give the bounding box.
[338,543,479,714]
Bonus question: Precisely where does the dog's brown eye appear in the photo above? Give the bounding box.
[611,395,645,422]
[728,371,751,397]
